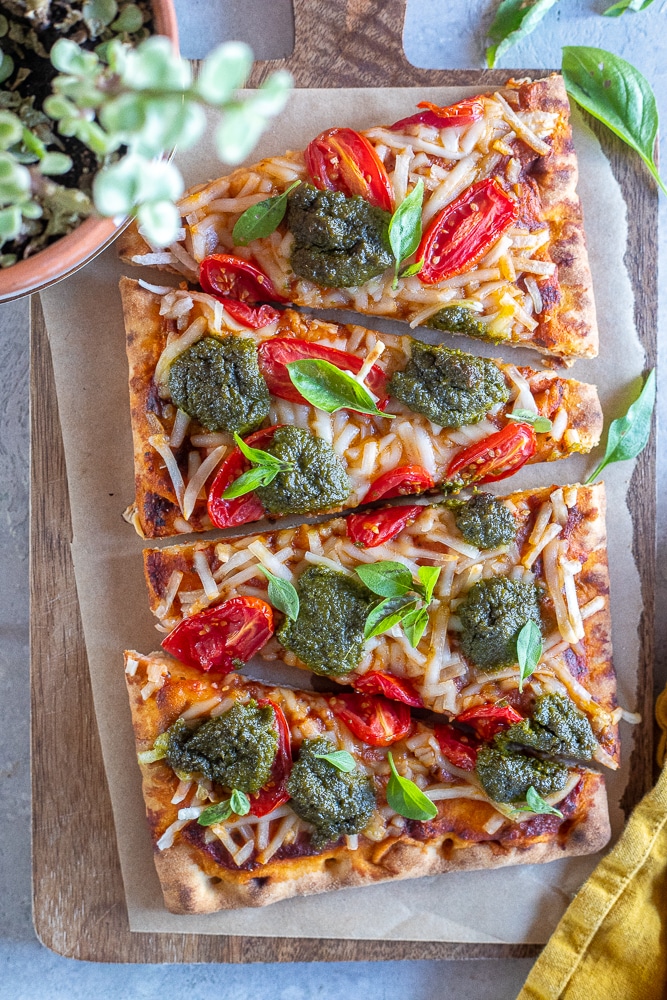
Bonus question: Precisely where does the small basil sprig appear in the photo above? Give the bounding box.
[198,789,251,826]
[486,0,558,69]
[603,0,655,14]
[137,729,170,764]
[313,749,357,772]
[516,620,543,693]
[514,785,563,819]
[388,179,424,289]
[257,566,299,621]
[585,369,656,485]
[386,751,438,821]
[507,409,552,433]
[356,561,441,648]
[562,48,666,196]
[286,359,392,419]
[232,180,301,245]
[221,432,293,499]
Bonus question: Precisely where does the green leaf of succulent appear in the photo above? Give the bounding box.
[417,565,441,604]
[122,36,191,91]
[364,596,420,640]
[389,178,423,288]
[92,155,142,214]
[507,409,553,433]
[0,112,23,151]
[313,749,357,772]
[39,151,73,176]
[585,369,656,484]
[249,70,293,117]
[230,788,251,816]
[0,50,14,85]
[42,94,79,122]
[0,15,8,37]
[516,619,543,693]
[83,0,118,28]
[232,180,300,246]
[258,566,300,621]
[286,358,391,419]
[196,41,253,105]
[51,37,101,76]
[0,204,22,240]
[603,0,655,14]
[111,3,144,32]
[355,561,414,598]
[136,199,181,247]
[0,153,31,203]
[514,785,564,818]
[216,105,266,166]
[386,751,438,821]
[486,0,558,69]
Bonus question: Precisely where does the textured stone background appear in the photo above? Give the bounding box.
[1,1,664,994]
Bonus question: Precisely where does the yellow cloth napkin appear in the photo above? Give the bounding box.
[516,686,667,1000]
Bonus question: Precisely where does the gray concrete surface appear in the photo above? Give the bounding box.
[1,0,665,995]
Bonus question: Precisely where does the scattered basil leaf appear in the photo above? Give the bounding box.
[221,463,279,499]
[198,800,233,825]
[562,47,667,196]
[486,0,558,69]
[313,749,357,772]
[516,619,543,693]
[364,596,420,640]
[585,369,656,484]
[507,409,553,433]
[232,179,300,245]
[286,359,392,419]
[258,566,300,621]
[514,785,564,818]
[603,0,655,15]
[417,565,441,604]
[389,179,424,289]
[355,560,414,598]
[230,788,251,815]
[399,260,423,279]
[402,606,430,648]
[233,432,283,468]
[386,751,438,821]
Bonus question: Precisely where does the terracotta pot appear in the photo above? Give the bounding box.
[0,0,180,303]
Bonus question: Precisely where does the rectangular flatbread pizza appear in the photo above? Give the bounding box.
[120,75,597,362]
[120,277,602,539]
[125,650,611,913]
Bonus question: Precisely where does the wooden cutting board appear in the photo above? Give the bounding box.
[30,0,657,962]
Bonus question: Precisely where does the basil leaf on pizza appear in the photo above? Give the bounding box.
[386,751,438,821]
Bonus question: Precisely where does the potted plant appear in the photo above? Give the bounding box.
[0,0,291,300]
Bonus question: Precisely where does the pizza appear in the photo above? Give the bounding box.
[142,482,619,771]
[120,276,602,539]
[125,649,610,913]
[119,75,597,362]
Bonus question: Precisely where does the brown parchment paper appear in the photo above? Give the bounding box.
[39,87,645,942]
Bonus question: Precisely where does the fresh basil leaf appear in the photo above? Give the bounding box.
[221,464,278,499]
[562,48,666,195]
[417,565,441,604]
[516,619,542,693]
[402,606,429,648]
[258,566,300,621]
[389,179,424,289]
[230,788,251,815]
[232,179,300,245]
[233,432,283,468]
[399,260,423,279]
[603,0,654,15]
[515,785,563,818]
[286,359,392,419]
[198,799,233,825]
[386,751,438,821]
[585,369,656,484]
[355,560,414,598]
[507,409,553,433]
[364,596,420,640]
[313,749,356,772]
[486,0,558,69]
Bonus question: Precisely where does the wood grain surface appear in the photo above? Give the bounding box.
[30,0,657,963]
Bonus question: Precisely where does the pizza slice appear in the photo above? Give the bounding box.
[121,277,602,539]
[120,75,597,362]
[125,650,610,913]
[142,482,620,771]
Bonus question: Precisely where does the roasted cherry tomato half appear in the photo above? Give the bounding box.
[200,254,288,329]
[352,670,423,708]
[161,596,274,674]
[346,503,423,549]
[305,127,394,213]
[417,178,518,285]
[456,703,523,742]
[361,465,435,505]
[434,723,480,771]
[331,693,412,747]
[389,98,485,132]
[250,699,293,817]
[207,425,281,530]
[258,337,388,407]
[221,299,281,330]
[445,423,536,487]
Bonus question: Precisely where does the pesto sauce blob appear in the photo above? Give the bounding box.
[458,576,542,671]
[164,701,278,793]
[257,425,351,515]
[447,493,517,549]
[287,183,393,288]
[475,743,569,803]
[387,341,510,428]
[276,565,373,676]
[498,693,598,761]
[286,737,376,847]
[167,335,270,434]
[426,305,488,340]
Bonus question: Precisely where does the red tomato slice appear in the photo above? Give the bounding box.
[361,465,435,505]
[258,338,388,407]
[200,254,288,314]
[220,299,281,330]
[445,423,536,487]
[161,596,274,674]
[417,178,518,285]
[250,699,293,817]
[305,127,394,213]
[346,504,423,548]
[207,425,281,530]
[434,723,480,771]
[352,671,423,708]
[389,98,485,132]
[456,703,523,742]
[330,693,412,747]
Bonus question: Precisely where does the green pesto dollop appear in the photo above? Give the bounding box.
[287,183,393,288]
[426,305,487,340]
[458,576,542,672]
[167,335,270,434]
[387,341,510,428]
[498,694,598,761]
[286,737,376,846]
[475,744,569,803]
[257,425,351,515]
[447,493,517,549]
[276,565,373,676]
[164,701,278,793]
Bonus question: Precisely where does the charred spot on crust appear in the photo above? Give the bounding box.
[143,491,177,529]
